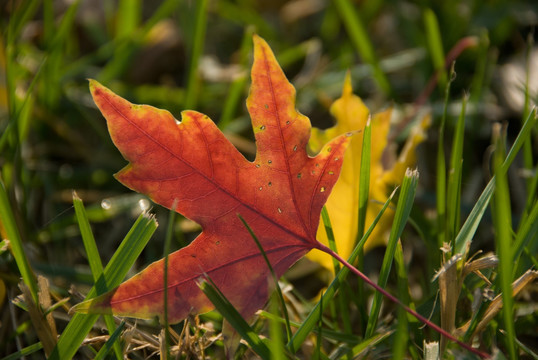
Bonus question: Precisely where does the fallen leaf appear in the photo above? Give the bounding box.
[307,74,430,272]
[73,35,351,323]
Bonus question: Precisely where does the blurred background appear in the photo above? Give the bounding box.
[1,0,537,357]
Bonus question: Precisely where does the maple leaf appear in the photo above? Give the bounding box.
[73,35,351,322]
[307,74,431,272]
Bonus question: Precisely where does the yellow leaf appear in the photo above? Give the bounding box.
[307,73,430,273]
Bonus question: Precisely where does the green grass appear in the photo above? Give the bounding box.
[49,211,157,360]
[289,188,398,353]
[493,124,517,359]
[73,192,122,360]
[1,1,537,359]
[199,277,272,360]
[365,169,418,339]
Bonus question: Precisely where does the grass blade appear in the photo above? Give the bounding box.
[454,108,537,255]
[218,26,254,130]
[93,321,126,360]
[6,0,41,46]
[49,212,157,360]
[333,0,391,95]
[357,116,371,240]
[72,192,122,360]
[0,178,38,301]
[183,0,208,109]
[392,241,410,359]
[48,0,80,50]
[446,94,467,246]
[492,125,516,359]
[351,331,394,356]
[260,311,361,344]
[73,192,104,279]
[198,278,271,360]
[268,293,285,360]
[320,206,353,343]
[522,163,538,221]
[215,1,276,38]
[521,34,534,198]
[512,199,538,270]
[365,169,418,338]
[162,204,178,359]
[238,214,292,343]
[99,0,141,82]
[436,62,456,249]
[423,8,447,91]
[356,115,372,331]
[116,0,141,39]
[314,292,323,360]
[501,108,537,174]
[321,206,341,273]
[0,342,44,360]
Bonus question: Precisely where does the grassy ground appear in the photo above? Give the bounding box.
[1,0,537,359]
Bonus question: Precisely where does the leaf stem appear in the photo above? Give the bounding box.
[316,242,490,359]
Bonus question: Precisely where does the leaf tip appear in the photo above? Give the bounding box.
[69,301,89,315]
[88,78,100,91]
[70,291,115,316]
[252,33,271,56]
[405,167,419,179]
[88,79,111,102]
[252,33,262,44]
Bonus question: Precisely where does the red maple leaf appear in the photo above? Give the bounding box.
[74,35,351,322]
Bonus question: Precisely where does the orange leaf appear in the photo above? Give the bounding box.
[74,35,351,323]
